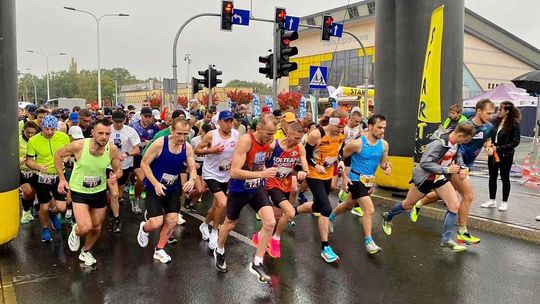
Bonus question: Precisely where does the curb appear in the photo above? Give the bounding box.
[371,191,540,245]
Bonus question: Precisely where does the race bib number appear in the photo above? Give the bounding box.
[83,176,103,188]
[276,167,293,178]
[21,171,33,179]
[323,157,338,168]
[245,178,261,190]
[219,159,232,171]
[360,175,376,188]
[38,173,57,185]
[160,173,178,187]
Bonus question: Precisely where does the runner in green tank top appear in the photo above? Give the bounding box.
[55,119,122,267]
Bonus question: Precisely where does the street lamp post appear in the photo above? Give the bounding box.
[64,7,129,108]
[26,50,66,102]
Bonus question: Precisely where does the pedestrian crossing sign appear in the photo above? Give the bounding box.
[309,66,328,89]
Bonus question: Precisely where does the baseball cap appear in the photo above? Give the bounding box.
[152,109,161,120]
[112,110,126,121]
[103,107,113,116]
[351,107,361,114]
[140,107,152,116]
[282,112,296,123]
[218,110,234,121]
[273,109,282,117]
[26,104,38,115]
[41,115,58,129]
[262,105,271,114]
[233,112,243,120]
[68,126,84,139]
[69,112,79,123]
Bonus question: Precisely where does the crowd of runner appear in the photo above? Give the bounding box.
[16,98,531,284]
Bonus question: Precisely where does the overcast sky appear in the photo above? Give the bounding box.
[16,0,540,84]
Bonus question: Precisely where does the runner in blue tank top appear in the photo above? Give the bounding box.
[328,114,391,254]
[136,118,197,264]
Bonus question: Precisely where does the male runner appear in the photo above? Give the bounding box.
[195,110,239,250]
[411,99,495,245]
[56,119,122,266]
[19,121,39,224]
[213,114,278,283]
[381,123,475,252]
[25,115,70,242]
[137,118,197,263]
[341,110,365,216]
[329,114,390,254]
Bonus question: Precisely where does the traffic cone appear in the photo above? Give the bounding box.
[523,153,531,169]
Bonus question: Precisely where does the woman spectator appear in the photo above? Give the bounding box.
[481,101,521,211]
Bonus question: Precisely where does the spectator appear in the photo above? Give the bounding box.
[442,104,467,130]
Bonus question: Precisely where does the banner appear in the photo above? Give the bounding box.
[253,94,261,116]
[309,95,318,123]
[264,96,274,109]
[414,5,444,162]
[299,96,307,118]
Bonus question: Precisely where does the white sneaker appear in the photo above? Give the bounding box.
[65,209,73,219]
[79,250,96,266]
[199,222,210,241]
[365,240,382,255]
[137,222,149,247]
[177,213,186,225]
[208,228,218,250]
[153,248,172,264]
[536,215,540,221]
[498,202,508,211]
[68,224,81,252]
[481,199,497,208]
[20,210,34,224]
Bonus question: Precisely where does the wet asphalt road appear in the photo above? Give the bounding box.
[2,193,540,304]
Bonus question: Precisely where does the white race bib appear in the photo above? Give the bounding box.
[219,159,232,172]
[360,175,376,188]
[83,176,102,188]
[21,171,34,179]
[276,167,293,178]
[160,173,178,187]
[38,173,57,185]
[245,178,261,189]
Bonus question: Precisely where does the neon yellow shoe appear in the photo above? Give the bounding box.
[381,213,392,235]
[338,189,349,202]
[440,239,467,252]
[351,207,364,217]
[312,212,321,217]
[457,231,481,244]
[410,202,422,223]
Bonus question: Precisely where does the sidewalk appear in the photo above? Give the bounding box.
[373,174,540,244]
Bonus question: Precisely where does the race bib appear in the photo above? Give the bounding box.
[245,178,261,190]
[219,159,232,171]
[276,167,293,178]
[83,176,103,188]
[38,173,57,185]
[21,171,33,179]
[360,175,376,188]
[160,173,178,187]
[323,157,338,168]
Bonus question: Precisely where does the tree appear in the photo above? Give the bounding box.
[225,79,272,94]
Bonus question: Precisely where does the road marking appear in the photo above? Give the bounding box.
[183,211,255,248]
[0,255,17,304]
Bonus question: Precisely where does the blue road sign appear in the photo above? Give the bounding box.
[232,9,250,26]
[330,23,343,37]
[309,66,328,89]
[284,16,300,31]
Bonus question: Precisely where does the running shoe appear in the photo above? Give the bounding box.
[20,210,34,224]
[251,232,259,246]
[267,238,281,259]
[498,202,508,211]
[41,228,52,242]
[68,224,80,252]
[249,263,271,284]
[79,250,97,266]
[440,239,467,252]
[199,222,210,241]
[457,231,480,244]
[338,189,349,203]
[49,211,62,231]
[321,246,339,263]
[365,240,382,255]
[112,219,122,233]
[481,199,497,208]
[65,209,73,219]
[381,212,392,235]
[255,213,261,221]
[131,198,142,214]
[351,207,364,217]
[141,191,146,200]
[298,192,308,203]
[177,213,186,225]
[288,220,296,229]
[208,229,218,250]
[410,202,422,223]
[128,185,135,196]
[143,210,148,221]
[137,222,149,247]
[153,248,172,264]
[328,220,334,233]
[536,215,540,221]
[213,249,227,272]
[312,212,321,217]
[167,236,178,245]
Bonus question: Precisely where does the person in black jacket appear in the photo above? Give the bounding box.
[481,101,521,211]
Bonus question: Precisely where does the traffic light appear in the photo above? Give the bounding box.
[220,0,234,31]
[275,7,287,29]
[209,67,222,88]
[277,30,298,78]
[258,53,273,79]
[192,77,205,95]
[321,15,334,41]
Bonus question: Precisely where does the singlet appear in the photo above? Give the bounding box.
[344,125,362,144]
[459,120,494,167]
[130,120,160,143]
[428,140,458,182]
[69,139,111,194]
[349,136,384,182]
[202,129,239,183]
[229,133,271,194]
[143,136,186,192]
[190,135,205,162]
[307,126,345,180]
[19,135,31,173]
[26,131,70,174]
[266,140,302,193]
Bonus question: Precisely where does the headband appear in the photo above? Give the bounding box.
[329,117,348,126]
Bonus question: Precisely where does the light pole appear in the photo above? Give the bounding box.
[184,52,192,85]
[64,6,129,108]
[19,68,38,104]
[26,50,66,102]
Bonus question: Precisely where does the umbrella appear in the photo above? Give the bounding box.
[512,70,540,93]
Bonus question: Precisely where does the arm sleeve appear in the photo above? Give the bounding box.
[304,142,317,167]
[419,140,446,174]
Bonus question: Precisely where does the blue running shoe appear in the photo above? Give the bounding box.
[321,246,339,263]
[41,228,52,242]
[298,192,308,204]
[49,212,62,231]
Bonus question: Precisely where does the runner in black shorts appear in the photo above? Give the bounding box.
[19,121,39,224]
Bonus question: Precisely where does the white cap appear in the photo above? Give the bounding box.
[351,107,362,115]
[211,114,218,125]
[152,109,161,120]
[68,126,84,139]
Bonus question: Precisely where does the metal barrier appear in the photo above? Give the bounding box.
[513,136,540,186]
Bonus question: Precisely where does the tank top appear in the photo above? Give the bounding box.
[266,140,302,193]
[144,136,186,192]
[349,136,384,186]
[307,126,345,180]
[202,129,239,183]
[70,139,110,194]
[229,133,271,194]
